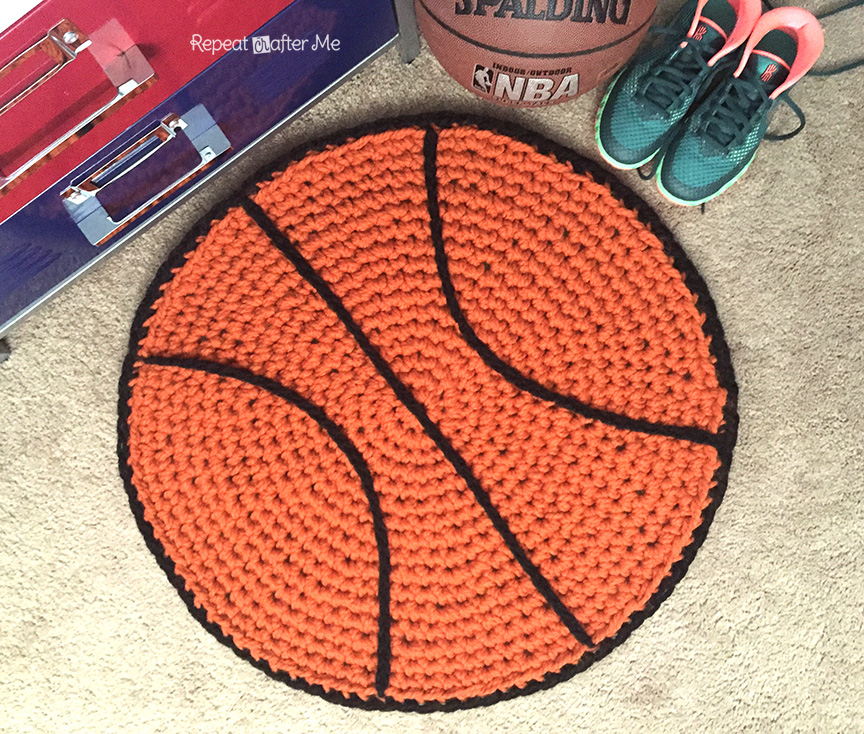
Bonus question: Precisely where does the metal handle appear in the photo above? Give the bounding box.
[61,104,231,246]
[0,18,156,194]
[0,19,91,116]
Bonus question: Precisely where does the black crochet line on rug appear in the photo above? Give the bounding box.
[241,196,596,651]
[117,113,739,714]
[140,354,393,698]
[421,126,722,449]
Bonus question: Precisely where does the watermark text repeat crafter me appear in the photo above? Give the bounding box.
[190,34,341,55]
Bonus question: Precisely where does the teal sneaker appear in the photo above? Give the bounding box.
[595,0,762,170]
[657,7,825,205]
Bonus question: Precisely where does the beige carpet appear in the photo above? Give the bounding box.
[1,12,862,732]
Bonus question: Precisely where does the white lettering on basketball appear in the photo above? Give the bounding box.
[494,73,526,100]
[523,78,555,102]
[550,73,580,99]
[483,70,580,105]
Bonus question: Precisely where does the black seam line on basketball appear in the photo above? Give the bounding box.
[422,126,722,450]
[138,354,393,698]
[239,196,596,650]
[416,0,653,59]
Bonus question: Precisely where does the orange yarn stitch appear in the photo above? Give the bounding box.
[119,117,737,711]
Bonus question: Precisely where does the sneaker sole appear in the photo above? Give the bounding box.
[655,152,757,206]
[594,71,660,171]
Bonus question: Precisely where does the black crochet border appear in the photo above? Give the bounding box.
[116,113,739,714]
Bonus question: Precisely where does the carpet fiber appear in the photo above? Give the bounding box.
[1,15,862,732]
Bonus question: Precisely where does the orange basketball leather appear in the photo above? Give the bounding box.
[416,0,657,106]
[118,116,737,711]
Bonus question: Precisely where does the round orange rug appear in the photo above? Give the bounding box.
[118,116,737,711]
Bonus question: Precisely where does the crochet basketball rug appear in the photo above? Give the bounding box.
[118,116,738,711]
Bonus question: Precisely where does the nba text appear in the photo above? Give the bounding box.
[472,64,579,104]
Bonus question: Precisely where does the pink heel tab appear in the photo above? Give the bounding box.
[686,0,762,67]
[734,7,825,98]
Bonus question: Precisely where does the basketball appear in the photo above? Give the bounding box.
[415,0,658,107]
[119,117,737,710]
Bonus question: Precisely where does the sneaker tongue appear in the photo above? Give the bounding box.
[743,51,790,94]
[688,17,728,56]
